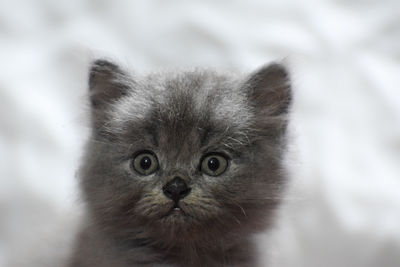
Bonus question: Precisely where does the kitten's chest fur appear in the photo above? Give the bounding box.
[71,221,257,267]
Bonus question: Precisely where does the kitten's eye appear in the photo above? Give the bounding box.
[132,151,159,175]
[201,154,228,176]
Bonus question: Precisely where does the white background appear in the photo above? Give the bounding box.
[0,0,399,266]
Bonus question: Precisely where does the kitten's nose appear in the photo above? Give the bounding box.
[162,177,191,203]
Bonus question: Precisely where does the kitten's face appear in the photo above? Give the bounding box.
[81,60,291,245]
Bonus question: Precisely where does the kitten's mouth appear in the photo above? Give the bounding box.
[167,203,185,215]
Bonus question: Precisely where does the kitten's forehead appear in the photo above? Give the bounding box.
[109,70,253,138]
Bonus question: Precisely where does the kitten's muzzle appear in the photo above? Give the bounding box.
[162,177,191,203]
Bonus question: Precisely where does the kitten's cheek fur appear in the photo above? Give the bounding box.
[133,190,172,219]
[179,197,222,220]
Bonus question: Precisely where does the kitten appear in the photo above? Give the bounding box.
[69,59,292,267]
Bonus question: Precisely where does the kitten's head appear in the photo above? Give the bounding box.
[81,60,291,247]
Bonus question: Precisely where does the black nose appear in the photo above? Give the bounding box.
[162,177,191,203]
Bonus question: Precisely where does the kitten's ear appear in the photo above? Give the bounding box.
[245,63,292,117]
[88,59,131,108]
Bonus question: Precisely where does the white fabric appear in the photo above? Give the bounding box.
[0,0,399,266]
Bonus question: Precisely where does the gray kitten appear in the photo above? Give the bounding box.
[69,60,292,267]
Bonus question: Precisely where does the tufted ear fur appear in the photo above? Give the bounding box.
[243,63,292,138]
[245,62,292,117]
[87,59,135,138]
[88,59,131,109]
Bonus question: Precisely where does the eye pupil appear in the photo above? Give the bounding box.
[140,156,152,170]
[207,157,220,171]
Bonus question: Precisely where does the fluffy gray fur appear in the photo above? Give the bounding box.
[69,59,292,267]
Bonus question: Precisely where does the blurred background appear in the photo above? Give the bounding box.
[0,0,399,266]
